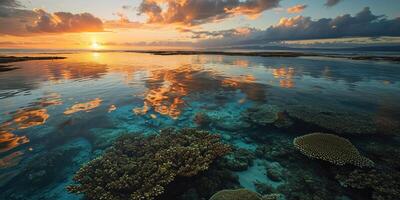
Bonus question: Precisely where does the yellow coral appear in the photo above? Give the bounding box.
[293,133,374,167]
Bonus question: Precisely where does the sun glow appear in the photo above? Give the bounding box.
[90,40,102,50]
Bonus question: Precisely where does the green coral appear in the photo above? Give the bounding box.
[336,169,400,200]
[67,129,231,200]
[294,133,374,167]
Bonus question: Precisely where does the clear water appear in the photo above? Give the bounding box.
[0,52,399,200]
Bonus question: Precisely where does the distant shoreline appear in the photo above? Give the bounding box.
[0,51,399,64]
[126,50,400,62]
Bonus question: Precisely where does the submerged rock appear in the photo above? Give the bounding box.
[286,105,378,135]
[67,129,231,200]
[207,110,251,131]
[209,189,263,200]
[243,104,281,126]
[293,133,374,167]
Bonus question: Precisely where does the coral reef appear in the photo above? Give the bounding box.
[225,148,255,171]
[194,112,212,128]
[209,189,263,200]
[207,110,251,131]
[266,162,285,182]
[160,157,240,200]
[286,105,378,135]
[242,104,281,126]
[336,169,400,200]
[67,129,231,200]
[294,133,374,167]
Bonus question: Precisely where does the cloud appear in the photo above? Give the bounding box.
[287,4,307,13]
[26,9,103,33]
[197,7,400,47]
[104,12,142,29]
[0,0,21,8]
[188,27,257,39]
[138,0,281,26]
[0,0,22,17]
[325,0,342,7]
[0,8,104,35]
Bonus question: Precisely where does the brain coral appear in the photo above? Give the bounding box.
[67,128,231,200]
[293,133,374,167]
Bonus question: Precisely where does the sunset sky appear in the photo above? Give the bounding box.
[0,0,399,50]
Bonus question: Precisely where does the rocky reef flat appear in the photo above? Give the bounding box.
[126,50,400,63]
[0,56,66,64]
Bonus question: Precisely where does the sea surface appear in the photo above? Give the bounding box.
[0,52,399,200]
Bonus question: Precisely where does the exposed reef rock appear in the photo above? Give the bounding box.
[336,169,400,200]
[294,133,374,167]
[67,129,231,200]
[0,56,66,64]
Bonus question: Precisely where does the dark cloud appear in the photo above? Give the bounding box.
[325,0,342,7]
[0,0,22,17]
[138,0,281,25]
[197,7,400,47]
[0,0,21,8]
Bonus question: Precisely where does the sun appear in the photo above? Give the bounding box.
[90,41,101,50]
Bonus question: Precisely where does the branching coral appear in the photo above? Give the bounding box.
[336,169,400,200]
[67,128,231,200]
[293,133,374,167]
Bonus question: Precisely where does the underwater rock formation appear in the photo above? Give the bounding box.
[243,105,281,126]
[209,189,263,200]
[207,110,251,131]
[242,104,293,129]
[336,169,400,200]
[67,129,231,200]
[194,112,212,128]
[286,105,378,135]
[293,133,374,167]
[225,148,255,171]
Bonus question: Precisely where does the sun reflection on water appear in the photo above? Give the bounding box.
[272,67,295,88]
[64,98,103,115]
[0,131,29,153]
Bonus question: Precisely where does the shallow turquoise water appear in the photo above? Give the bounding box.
[0,52,399,200]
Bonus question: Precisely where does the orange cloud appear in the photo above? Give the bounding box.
[277,16,303,27]
[0,8,104,36]
[138,0,281,26]
[287,4,307,13]
[104,12,143,29]
[27,9,103,33]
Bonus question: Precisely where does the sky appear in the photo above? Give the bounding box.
[0,0,399,50]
